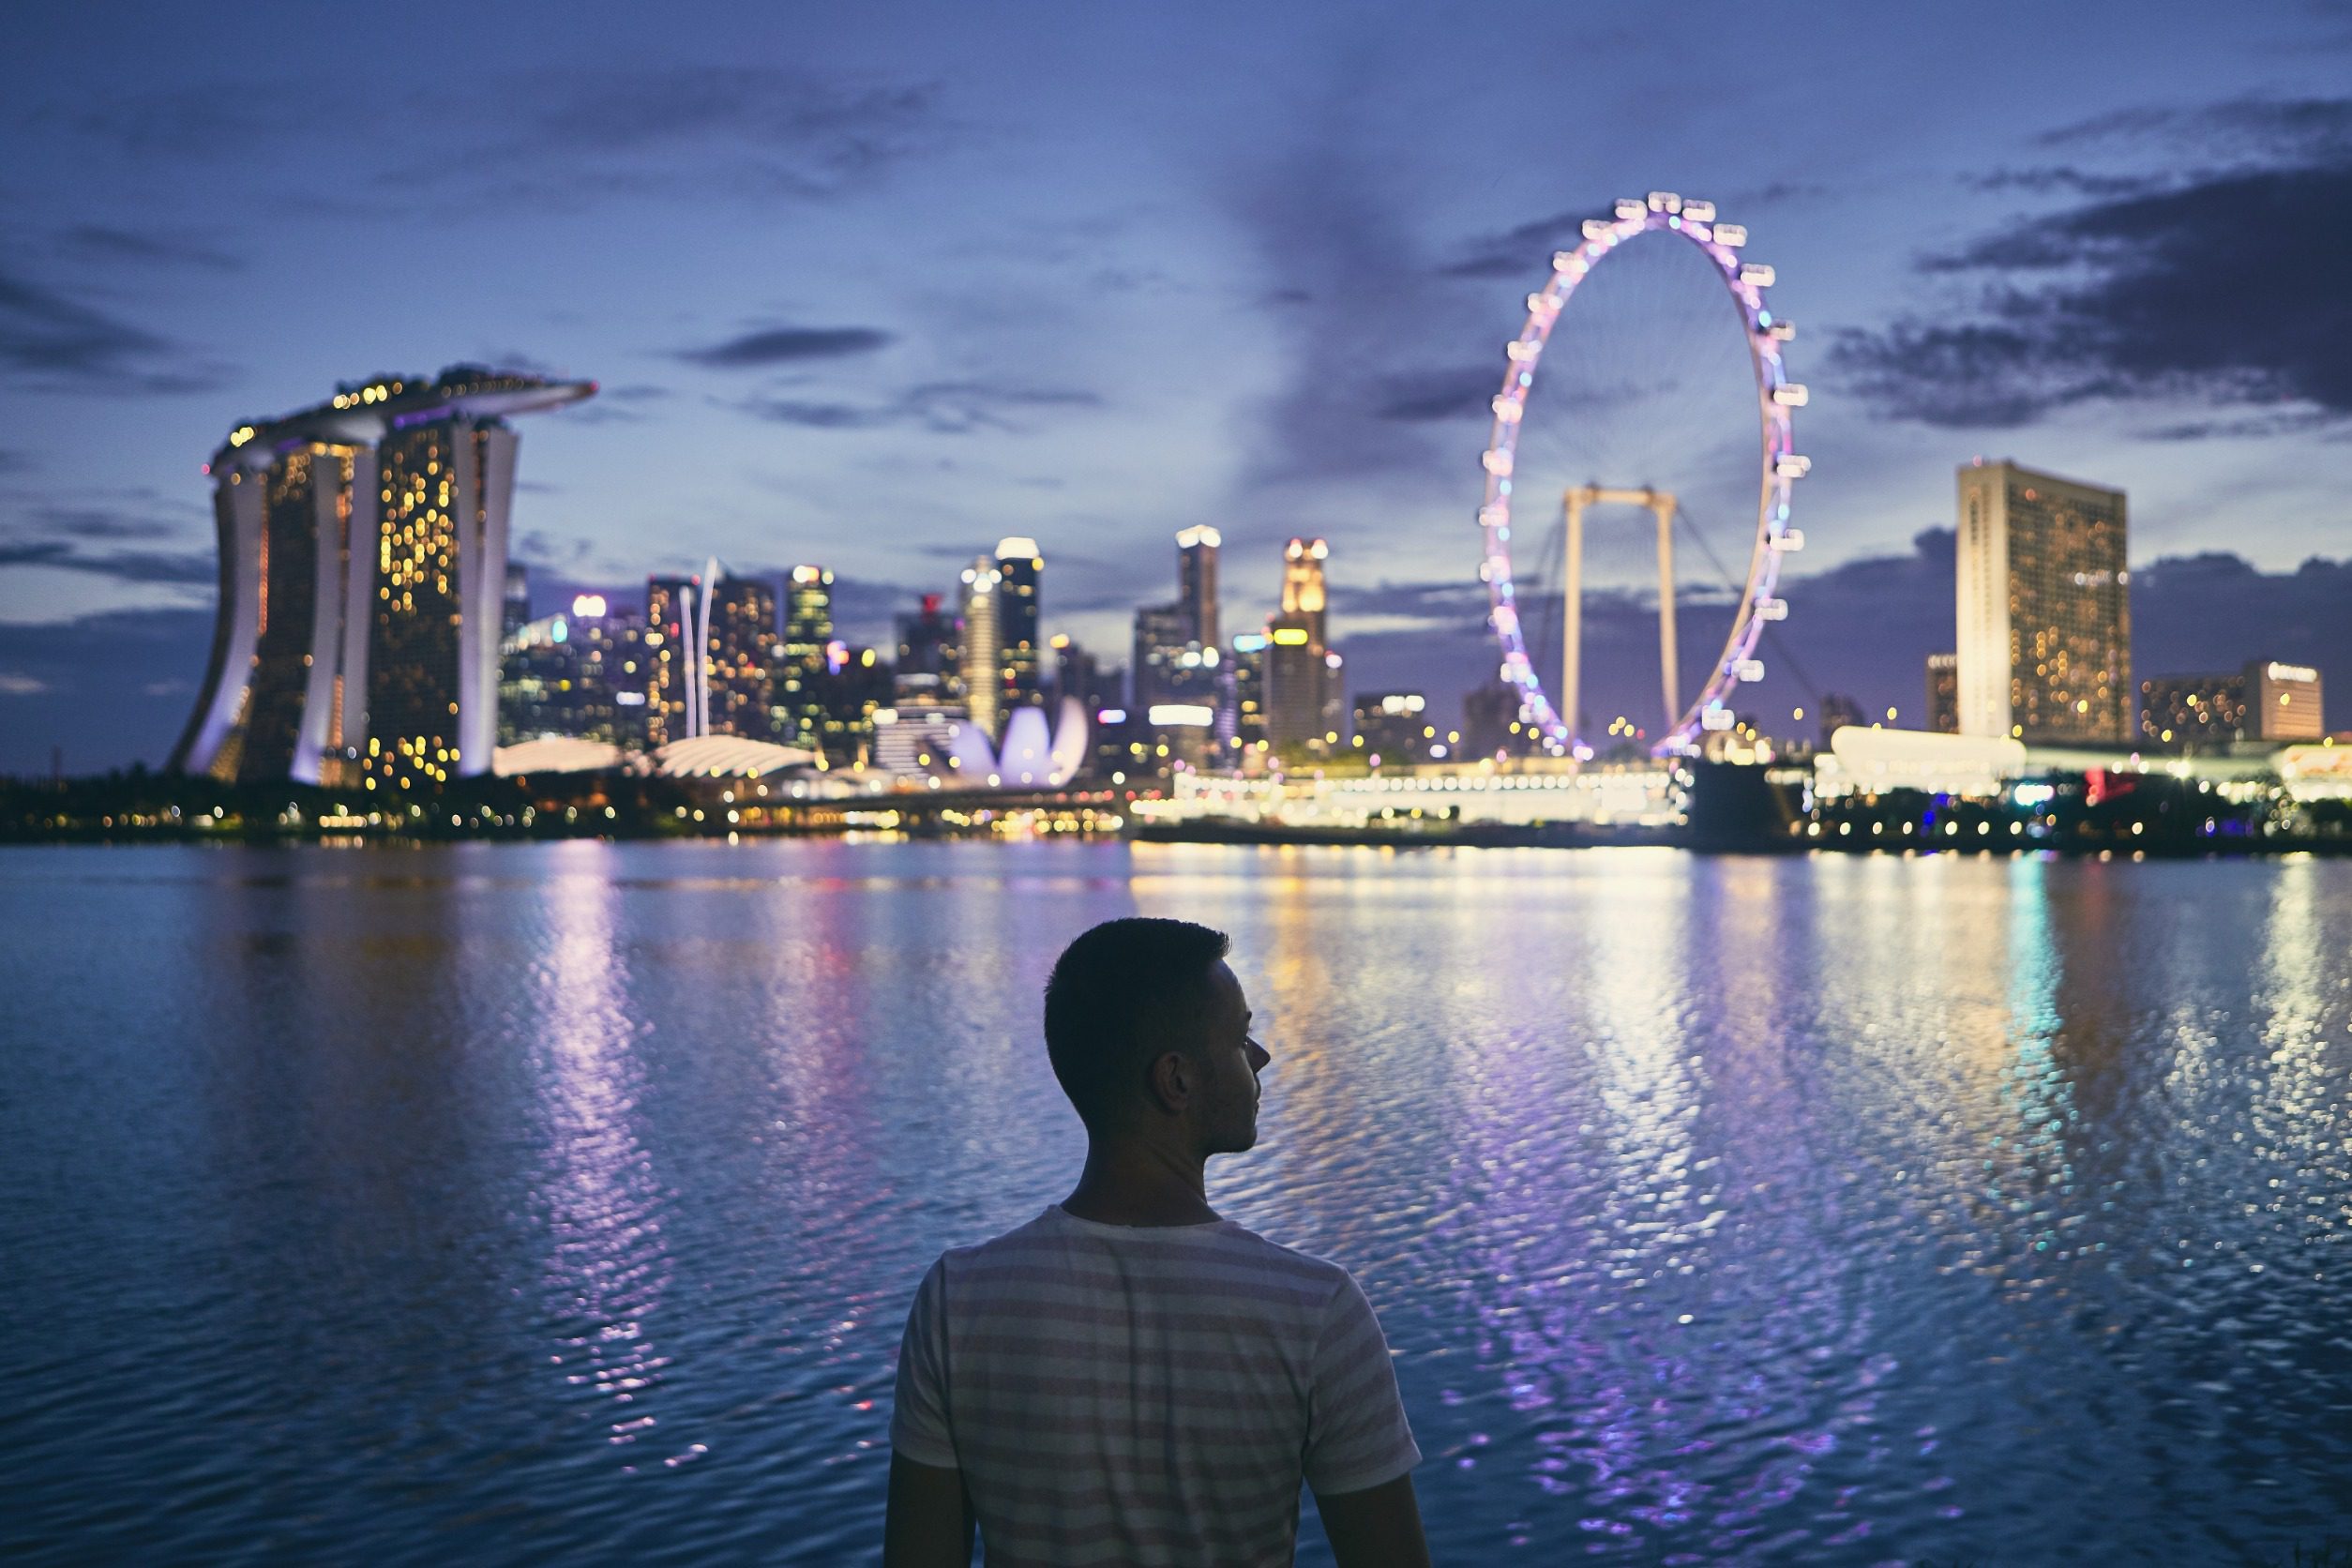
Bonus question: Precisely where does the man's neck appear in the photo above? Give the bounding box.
[1062,1139,1219,1228]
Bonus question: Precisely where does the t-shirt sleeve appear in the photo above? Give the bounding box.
[1302,1271,1421,1496]
[889,1257,958,1469]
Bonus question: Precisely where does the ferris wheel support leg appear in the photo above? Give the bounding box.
[1654,499,1680,732]
[1562,492,1584,751]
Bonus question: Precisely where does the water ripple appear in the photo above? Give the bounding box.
[1,842,2346,1563]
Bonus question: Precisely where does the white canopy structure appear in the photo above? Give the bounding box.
[492,737,626,776]
[652,736,822,778]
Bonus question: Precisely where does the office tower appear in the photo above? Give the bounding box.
[994,537,1044,712]
[563,595,626,744]
[784,565,835,666]
[1319,650,1348,746]
[1279,536,1328,646]
[1462,679,1533,759]
[772,565,835,747]
[645,574,696,748]
[2141,660,2324,750]
[1264,612,1323,752]
[1131,602,1191,711]
[897,594,957,682]
[172,366,594,785]
[961,556,1003,737]
[1817,692,1864,749]
[1177,525,1221,650]
[1353,692,1429,764]
[1052,634,1109,713]
[498,611,575,743]
[1955,460,2130,743]
[503,561,532,641]
[703,575,778,737]
[1265,537,1335,754]
[1926,653,1960,734]
[818,646,894,763]
[1229,632,1269,747]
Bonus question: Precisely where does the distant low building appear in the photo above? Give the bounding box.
[1926,653,1959,735]
[1461,679,1536,760]
[2141,660,2324,751]
[1352,691,1429,765]
[1817,692,1864,750]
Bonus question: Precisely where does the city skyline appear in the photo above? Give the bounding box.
[4,1,2352,773]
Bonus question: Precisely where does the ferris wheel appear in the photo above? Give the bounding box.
[1476,191,1806,757]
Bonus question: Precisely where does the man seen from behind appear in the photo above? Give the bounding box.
[884,916,1429,1567]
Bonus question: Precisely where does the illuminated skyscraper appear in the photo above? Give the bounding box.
[707,575,778,737]
[171,365,594,785]
[1955,460,2130,744]
[1279,535,1328,648]
[1229,632,1270,747]
[1265,537,1334,754]
[1177,525,1221,650]
[776,565,835,747]
[995,536,1044,713]
[961,555,1003,737]
[645,574,696,748]
[1131,601,1191,711]
[784,565,834,666]
[503,561,532,641]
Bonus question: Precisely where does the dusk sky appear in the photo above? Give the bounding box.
[4,0,2349,773]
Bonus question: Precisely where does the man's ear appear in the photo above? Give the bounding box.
[1146,1048,1195,1115]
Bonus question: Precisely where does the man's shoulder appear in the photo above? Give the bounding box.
[1209,1220,1356,1292]
[939,1209,1354,1298]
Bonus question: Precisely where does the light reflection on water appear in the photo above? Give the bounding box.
[1,841,2347,1565]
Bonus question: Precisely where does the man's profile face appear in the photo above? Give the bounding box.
[1194,960,1270,1155]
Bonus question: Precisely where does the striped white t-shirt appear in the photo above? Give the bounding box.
[891,1205,1420,1567]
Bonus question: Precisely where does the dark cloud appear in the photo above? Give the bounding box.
[2131,550,2352,679]
[2037,95,2352,158]
[0,538,215,585]
[10,498,194,543]
[1963,167,2164,199]
[59,223,241,271]
[677,326,896,369]
[27,89,276,157]
[1372,365,1500,423]
[0,263,229,393]
[732,381,1101,434]
[1227,112,1497,490]
[1833,158,2352,428]
[0,606,215,776]
[549,381,671,426]
[1439,210,1583,280]
[1329,579,1487,620]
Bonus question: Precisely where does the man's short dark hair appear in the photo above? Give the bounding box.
[1045,917,1231,1129]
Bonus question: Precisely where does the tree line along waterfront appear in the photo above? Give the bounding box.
[8,756,2351,854]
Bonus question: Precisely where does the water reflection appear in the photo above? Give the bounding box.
[5,843,2349,1566]
[527,842,682,1471]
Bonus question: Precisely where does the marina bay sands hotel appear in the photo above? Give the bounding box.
[170,366,595,788]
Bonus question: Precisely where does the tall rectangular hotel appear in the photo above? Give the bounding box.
[1955,460,2131,745]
